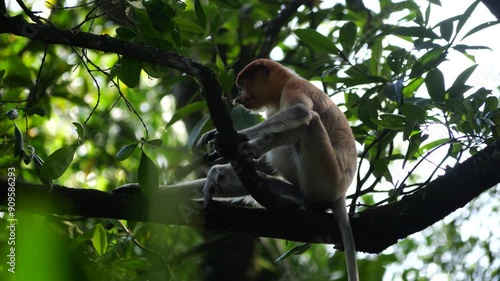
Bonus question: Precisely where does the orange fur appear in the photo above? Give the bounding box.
[236,59,356,201]
[235,59,359,281]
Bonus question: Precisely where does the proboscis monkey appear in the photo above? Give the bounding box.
[134,59,358,280]
[197,59,358,280]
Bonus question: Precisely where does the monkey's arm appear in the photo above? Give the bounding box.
[144,164,303,206]
[201,164,303,205]
[197,103,312,157]
[114,166,303,206]
[239,103,312,139]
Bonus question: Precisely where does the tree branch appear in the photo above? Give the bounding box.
[0,13,294,211]
[481,0,500,20]
[2,139,499,254]
[257,0,306,58]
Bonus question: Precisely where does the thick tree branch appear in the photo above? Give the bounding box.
[2,139,499,254]
[0,13,295,211]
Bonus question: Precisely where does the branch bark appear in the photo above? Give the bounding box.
[0,13,293,211]
[1,13,499,254]
[2,139,499,254]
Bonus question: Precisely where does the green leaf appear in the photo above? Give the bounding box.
[146,139,163,147]
[166,101,207,128]
[452,65,477,88]
[231,105,261,130]
[118,57,142,88]
[339,21,357,53]
[448,65,477,99]
[116,27,137,39]
[188,115,211,149]
[484,96,499,113]
[491,111,500,138]
[294,28,340,54]
[384,82,402,103]
[194,0,207,26]
[0,69,5,84]
[33,154,53,190]
[24,106,47,117]
[456,0,480,34]
[146,0,175,33]
[453,44,491,52]
[403,77,424,97]
[113,258,151,270]
[142,62,170,78]
[175,17,205,34]
[470,88,491,111]
[444,99,467,115]
[170,26,182,47]
[129,1,145,10]
[275,243,311,262]
[13,124,24,157]
[449,85,472,100]
[425,68,445,102]
[439,18,453,41]
[215,0,241,9]
[326,75,387,87]
[41,145,77,179]
[135,10,160,38]
[72,122,85,139]
[403,133,428,168]
[401,104,426,121]
[138,150,159,198]
[345,64,369,77]
[116,143,138,161]
[92,224,108,257]
[387,48,407,74]
[462,21,500,40]
[358,98,379,129]
[381,113,406,123]
[418,138,448,154]
[372,114,406,130]
[409,46,447,78]
[373,158,393,183]
[219,69,235,97]
[382,26,439,39]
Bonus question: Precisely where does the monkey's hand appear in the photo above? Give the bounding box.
[196,129,222,161]
[197,129,255,160]
[196,129,218,151]
[202,164,246,206]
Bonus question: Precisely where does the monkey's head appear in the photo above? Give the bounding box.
[234,59,293,112]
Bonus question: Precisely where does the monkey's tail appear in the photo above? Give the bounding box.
[333,197,359,281]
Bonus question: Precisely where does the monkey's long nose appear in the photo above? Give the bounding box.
[234,95,247,105]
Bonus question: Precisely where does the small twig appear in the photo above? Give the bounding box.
[117,221,172,276]
[15,0,43,25]
[71,46,101,126]
[87,55,149,140]
[45,0,96,10]
[33,43,49,92]
[257,0,305,58]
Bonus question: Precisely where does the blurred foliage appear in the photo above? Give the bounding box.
[0,0,499,280]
